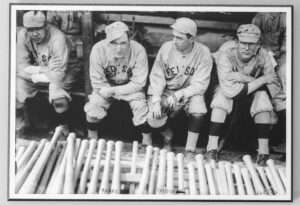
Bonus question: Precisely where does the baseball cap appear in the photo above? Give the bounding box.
[105,21,129,42]
[23,11,46,28]
[170,17,197,37]
[237,24,261,43]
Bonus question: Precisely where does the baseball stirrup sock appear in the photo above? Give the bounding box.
[87,122,100,131]
[187,116,205,133]
[256,123,271,139]
[185,131,199,152]
[57,111,69,125]
[209,122,224,137]
[137,122,152,134]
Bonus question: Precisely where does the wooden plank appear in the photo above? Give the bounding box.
[97,13,239,30]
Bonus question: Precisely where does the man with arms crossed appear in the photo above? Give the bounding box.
[207,24,281,166]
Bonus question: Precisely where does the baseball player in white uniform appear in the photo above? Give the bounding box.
[207,24,281,166]
[16,11,78,137]
[252,13,286,145]
[147,18,213,159]
[84,21,152,144]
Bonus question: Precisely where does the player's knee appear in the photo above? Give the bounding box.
[210,94,232,115]
[53,97,69,113]
[147,116,167,128]
[211,108,227,123]
[86,115,101,123]
[250,91,273,117]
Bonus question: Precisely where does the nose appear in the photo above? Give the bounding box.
[33,29,38,36]
[244,43,250,50]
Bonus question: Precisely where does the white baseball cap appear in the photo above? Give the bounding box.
[237,24,261,43]
[105,21,129,42]
[170,17,197,37]
[23,11,46,28]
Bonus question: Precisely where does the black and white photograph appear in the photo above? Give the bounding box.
[8,4,292,201]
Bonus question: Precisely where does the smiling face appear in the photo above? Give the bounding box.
[236,40,258,62]
[26,25,47,44]
[172,30,193,54]
[109,32,130,59]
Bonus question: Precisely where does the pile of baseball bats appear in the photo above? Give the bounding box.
[15,126,287,195]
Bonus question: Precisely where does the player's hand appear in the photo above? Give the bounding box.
[226,72,247,83]
[99,87,115,98]
[262,72,277,84]
[166,95,177,111]
[152,101,162,119]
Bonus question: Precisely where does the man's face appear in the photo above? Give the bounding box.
[237,40,258,62]
[172,30,193,53]
[26,25,47,44]
[109,33,130,59]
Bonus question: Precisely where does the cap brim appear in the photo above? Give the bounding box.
[238,36,259,43]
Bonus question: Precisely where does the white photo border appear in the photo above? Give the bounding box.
[9,4,293,201]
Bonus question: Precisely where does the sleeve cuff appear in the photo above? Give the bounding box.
[182,88,194,98]
[152,96,161,103]
[24,66,41,75]
[31,74,51,83]
[233,84,248,100]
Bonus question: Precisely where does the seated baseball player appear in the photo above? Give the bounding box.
[16,11,79,137]
[207,24,281,166]
[147,18,213,159]
[84,21,152,144]
[252,12,287,147]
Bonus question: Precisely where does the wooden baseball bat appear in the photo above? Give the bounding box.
[78,138,97,194]
[233,163,246,195]
[224,162,235,195]
[136,145,153,194]
[110,141,123,194]
[187,162,198,195]
[156,149,167,194]
[15,139,47,193]
[264,167,278,195]
[241,167,255,195]
[74,139,89,185]
[256,166,273,195]
[16,141,38,173]
[35,141,62,194]
[277,167,287,190]
[87,139,105,194]
[45,142,67,194]
[129,141,138,194]
[195,154,209,195]
[16,146,26,162]
[243,155,266,195]
[18,126,64,194]
[266,159,285,195]
[148,147,159,194]
[74,138,81,159]
[204,163,218,195]
[166,152,175,195]
[99,140,114,194]
[176,153,185,194]
[63,133,76,194]
[218,161,229,195]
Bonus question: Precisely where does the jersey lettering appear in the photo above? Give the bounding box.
[184,66,195,75]
[165,66,179,78]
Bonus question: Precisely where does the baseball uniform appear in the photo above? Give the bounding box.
[211,46,281,116]
[252,12,286,112]
[16,24,77,108]
[147,40,212,127]
[84,38,149,126]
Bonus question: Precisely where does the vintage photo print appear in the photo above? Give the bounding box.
[9,4,292,201]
